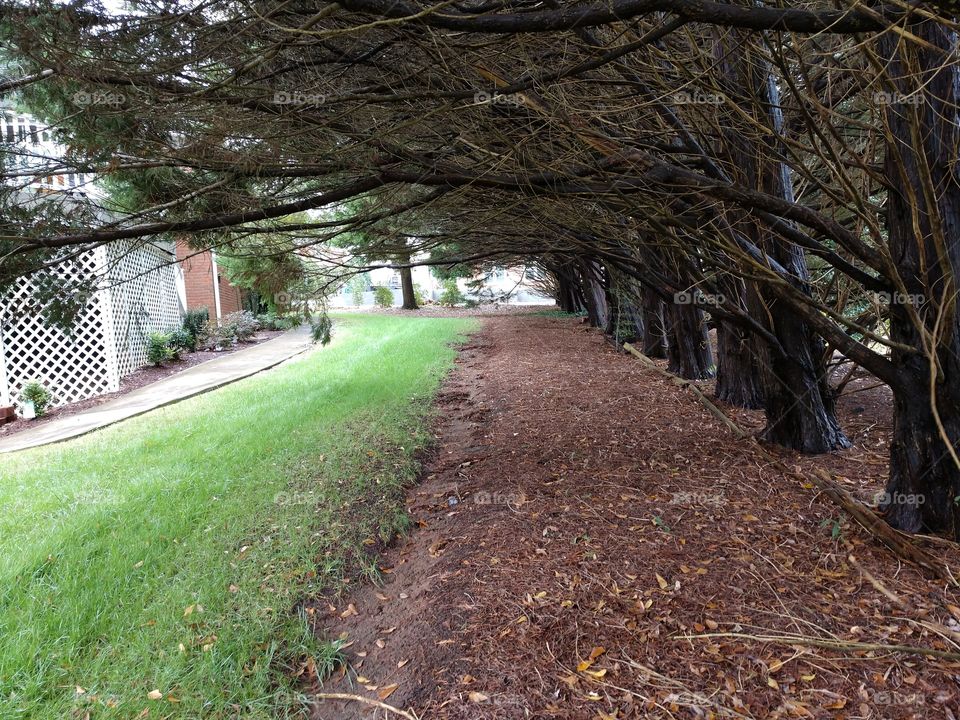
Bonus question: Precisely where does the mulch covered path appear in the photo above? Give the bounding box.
[310,315,960,720]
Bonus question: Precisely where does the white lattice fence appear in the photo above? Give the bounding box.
[0,249,116,411]
[105,241,184,379]
[0,241,184,411]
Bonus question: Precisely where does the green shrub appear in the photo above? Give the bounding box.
[220,311,260,341]
[373,286,394,308]
[167,329,193,359]
[197,311,261,350]
[20,380,53,417]
[274,316,297,330]
[257,313,300,331]
[256,312,277,328]
[147,332,173,366]
[182,307,209,350]
[196,320,220,350]
[439,278,465,307]
[414,283,427,305]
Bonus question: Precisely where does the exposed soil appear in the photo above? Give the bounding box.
[0,329,284,438]
[309,315,960,720]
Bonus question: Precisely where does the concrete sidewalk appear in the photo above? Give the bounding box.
[0,326,315,454]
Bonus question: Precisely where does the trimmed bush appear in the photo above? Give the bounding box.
[147,332,173,366]
[20,380,53,417]
[167,329,193,360]
[220,311,260,342]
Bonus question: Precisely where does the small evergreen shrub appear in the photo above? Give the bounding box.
[439,278,465,307]
[182,307,209,350]
[349,276,367,305]
[147,332,173,366]
[276,316,303,330]
[167,329,193,359]
[373,286,394,308]
[20,380,53,417]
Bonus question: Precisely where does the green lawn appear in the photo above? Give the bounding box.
[0,313,476,719]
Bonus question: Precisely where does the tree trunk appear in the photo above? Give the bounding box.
[664,301,714,380]
[398,254,417,310]
[884,386,960,534]
[754,225,848,451]
[640,286,667,358]
[759,317,847,452]
[603,289,621,337]
[715,321,764,409]
[556,275,575,312]
[712,27,847,452]
[879,20,960,537]
[603,275,644,344]
[552,263,584,313]
[616,302,644,344]
[714,277,764,408]
[580,258,609,329]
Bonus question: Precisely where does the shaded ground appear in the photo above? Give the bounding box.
[0,329,283,439]
[310,315,960,720]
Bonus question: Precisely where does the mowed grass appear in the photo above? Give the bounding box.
[0,313,476,719]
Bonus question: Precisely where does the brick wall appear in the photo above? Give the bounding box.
[175,241,245,320]
[217,274,243,315]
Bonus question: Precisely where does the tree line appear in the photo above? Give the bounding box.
[1,0,960,537]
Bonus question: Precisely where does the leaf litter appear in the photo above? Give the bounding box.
[307,315,960,719]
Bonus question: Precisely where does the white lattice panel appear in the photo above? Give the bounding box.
[0,249,116,411]
[105,240,184,379]
[0,241,184,411]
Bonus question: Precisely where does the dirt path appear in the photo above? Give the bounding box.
[310,315,960,720]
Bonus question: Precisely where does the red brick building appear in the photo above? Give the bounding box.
[175,241,245,321]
